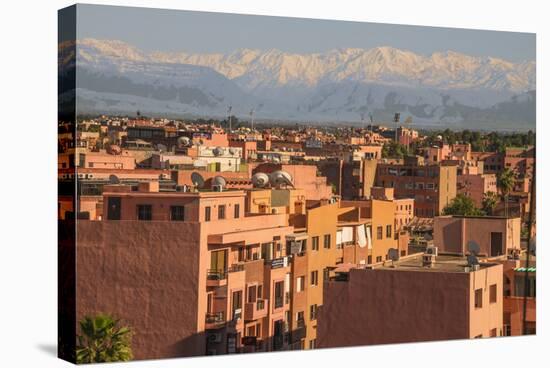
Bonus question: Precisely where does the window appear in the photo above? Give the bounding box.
[309,339,316,349]
[376,256,382,263]
[205,206,211,222]
[323,268,330,282]
[310,271,318,286]
[311,236,319,251]
[367,255,372,264]
[247,285,257,303]
[218,205,226,219]
[309,304,317,321]
[376,226,383,240]
[170,206,185,221]
[386,225,392,238]
[475,288,483,309]
[137,205,152,221]
[232,290,243,319]
[274,281,284,308]
[296,276,305,292]
[257,285,263,299]
[323,234,331,249]
[296,311,305,325]
[490,284,497,303]
[234,204,240,218]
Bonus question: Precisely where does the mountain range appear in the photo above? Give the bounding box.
[59,38,536,131]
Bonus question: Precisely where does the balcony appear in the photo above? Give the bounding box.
[206,269,227,287]
[205,312,226,329]
[244,299,268,321]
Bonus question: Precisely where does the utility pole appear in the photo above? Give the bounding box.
[227,105,233,133]
[250,108,255,131]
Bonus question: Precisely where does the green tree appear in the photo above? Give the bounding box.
[76,314,133,364]
[382,141,408,158]
[497,168,516,217]
[482,191,499,216]
[442,194,485,216]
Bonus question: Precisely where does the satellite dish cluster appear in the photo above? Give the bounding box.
[177,136,191,148]
[252,170,293,189]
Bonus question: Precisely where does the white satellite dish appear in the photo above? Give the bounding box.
[177,136,191,148]
[252,173,270,188]
[156,143,167,152]
[270,170,293,188]
[211,176,227,192]
[213,147,225,156]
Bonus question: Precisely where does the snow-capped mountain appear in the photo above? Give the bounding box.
[59,38,536,130]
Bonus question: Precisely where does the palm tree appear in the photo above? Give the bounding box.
[482,191,499,216]
[76,314,133,363]
[497,168,516,217]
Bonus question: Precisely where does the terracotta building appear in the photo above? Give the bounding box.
[375,156,457,217]
[317,253,504,348]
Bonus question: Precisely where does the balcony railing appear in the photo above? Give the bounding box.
[207,269,226,280]
[205,312,225,324]
[274,296,284,309]
[227,264,245,273]
[285,291,290,305]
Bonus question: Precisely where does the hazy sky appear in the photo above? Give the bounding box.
[69,4,535,62]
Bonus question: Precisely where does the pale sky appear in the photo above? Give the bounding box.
[64,4,535,62]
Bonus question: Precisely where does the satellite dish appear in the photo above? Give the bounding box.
[388,248,399,262]
[211,176,227,191]
[270,170,293,188]
[177,136,191,148]
[467,240,480,256]
[109,175,120,184]
[213,147,225,156]
[156,143,167,152]
[191,172,205,189]
[252,173,270,188]
[228,148,236,155]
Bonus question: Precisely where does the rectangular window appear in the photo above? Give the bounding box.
[232,290,243,319]
[247,285,257,303]
[311,236,319,251]
[274,281,284,308]
[257,285,263,299]
[475,288,483,309]
[490,284,497,303]
[234,204,240,218]
[323,268,330,282]
[296,276,305,292]
[310,271,318,286]
[107,197,121,220]
[205,206,211,222]
[386,225,392,238]
[137,204,152,221]
[218,205,226,219]
[377,226,383,240]
[296,311,304,324]
[170,206,185,221]
[309,339,316,349]
[309,304,317,321]
[323,234,331,249]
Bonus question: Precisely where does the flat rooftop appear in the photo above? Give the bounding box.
[372,253,497,273]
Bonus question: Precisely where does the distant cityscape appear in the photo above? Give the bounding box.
[59,112,535,360]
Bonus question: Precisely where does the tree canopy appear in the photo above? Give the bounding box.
[442,194,485,216]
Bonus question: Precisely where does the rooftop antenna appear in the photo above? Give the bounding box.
[369,113,374,133]
[227,105,233,133]
[191,172,205,190]
[249,108,255,131]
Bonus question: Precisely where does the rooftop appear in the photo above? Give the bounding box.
[371,253,499,273]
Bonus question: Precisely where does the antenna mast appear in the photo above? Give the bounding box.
[227,105,233,133]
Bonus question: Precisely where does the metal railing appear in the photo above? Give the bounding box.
[205,312,225,324]
[274,296,284,309]
[207,269,226,280]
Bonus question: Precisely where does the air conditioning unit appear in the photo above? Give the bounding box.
[207,333,222,343]
[212,185,223,192]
